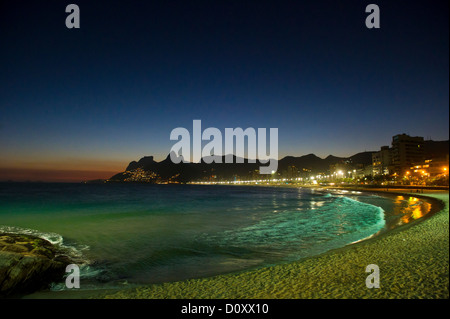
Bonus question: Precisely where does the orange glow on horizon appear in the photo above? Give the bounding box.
[0,167,120,182]
[0,157,127,182]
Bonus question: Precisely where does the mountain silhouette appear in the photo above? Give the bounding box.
[108,151,376,183]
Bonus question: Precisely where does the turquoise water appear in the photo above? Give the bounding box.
[0,183,422,291]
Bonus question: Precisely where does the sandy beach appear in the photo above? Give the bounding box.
[96,188,449,299]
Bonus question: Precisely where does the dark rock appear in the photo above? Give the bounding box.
[0,233,73,297]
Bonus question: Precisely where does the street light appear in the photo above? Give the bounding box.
[404,171,411,185]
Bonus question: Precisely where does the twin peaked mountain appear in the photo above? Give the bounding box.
[108,151,374,183]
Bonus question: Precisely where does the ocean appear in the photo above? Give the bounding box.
[0,183,430,292]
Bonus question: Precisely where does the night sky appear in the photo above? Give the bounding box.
[0,1,448,181]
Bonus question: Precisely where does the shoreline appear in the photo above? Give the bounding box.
[324,187,445,234]
[96,187,448,299]
[20,187,449,299]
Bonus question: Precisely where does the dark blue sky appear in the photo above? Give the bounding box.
[0,0,448,180]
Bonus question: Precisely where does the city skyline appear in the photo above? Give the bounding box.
[1,0,449,182]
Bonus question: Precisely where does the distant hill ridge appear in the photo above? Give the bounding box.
[109,151,377,183]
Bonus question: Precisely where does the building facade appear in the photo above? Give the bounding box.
[390,134,424,175]
[372,145,391,176]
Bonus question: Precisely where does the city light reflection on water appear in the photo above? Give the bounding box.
[392,195,432,226]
